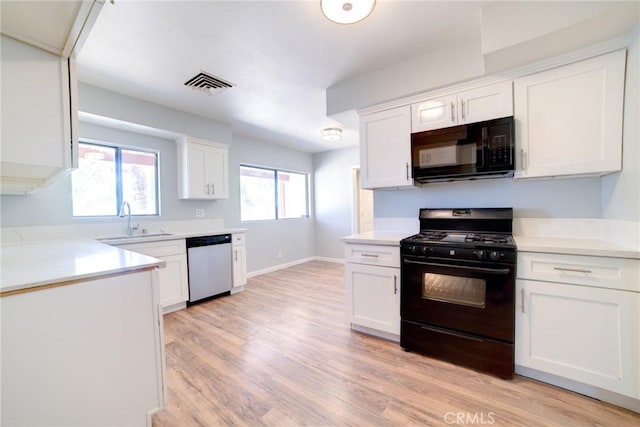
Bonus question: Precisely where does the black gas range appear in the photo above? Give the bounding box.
[400,208,516,379]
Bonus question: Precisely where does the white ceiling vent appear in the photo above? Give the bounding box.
[184,71,234,95]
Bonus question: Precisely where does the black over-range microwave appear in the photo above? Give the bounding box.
[411,116,515,184]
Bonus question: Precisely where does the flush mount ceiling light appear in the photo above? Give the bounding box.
[321,127,342,141]
[321,0,376,24]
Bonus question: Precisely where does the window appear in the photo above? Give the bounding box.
[240,165,309,221]
[72,141,159,217]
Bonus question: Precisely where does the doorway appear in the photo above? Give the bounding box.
[352,167,374,234]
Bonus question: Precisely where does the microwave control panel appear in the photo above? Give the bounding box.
[486,124,513,167]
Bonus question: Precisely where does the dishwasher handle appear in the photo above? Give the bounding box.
[186,234,232,248]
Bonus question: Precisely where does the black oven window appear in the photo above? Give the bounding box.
[422,273,486,308]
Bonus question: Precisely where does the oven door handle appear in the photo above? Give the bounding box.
[403,259,511,275]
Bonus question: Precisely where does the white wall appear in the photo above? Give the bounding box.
[602,27,640,222]
[0,83,315,274]
[313,146,359,259]
[326,12,484,115]
[229,134,315,273]
[481,1,638,72]
[374,177,602,220]
[327,2,638,117]
[0,122,218,227]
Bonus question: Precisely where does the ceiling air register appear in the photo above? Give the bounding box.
[184,71,234,95]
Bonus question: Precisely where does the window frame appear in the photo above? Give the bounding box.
[72,140,161,218]
[240,164,310,222]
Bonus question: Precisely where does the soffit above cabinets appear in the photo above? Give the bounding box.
[0,0,104,57]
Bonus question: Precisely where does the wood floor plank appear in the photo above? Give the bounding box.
[153,261,640,426]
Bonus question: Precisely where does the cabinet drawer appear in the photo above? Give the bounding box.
[117,239,186,258]
[344,244,400,268]
[232,233,245,246]
[518,252,639,292]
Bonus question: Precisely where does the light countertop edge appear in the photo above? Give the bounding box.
[96,228,248,245]
[341,231,413,246]
[514,236,640,259]
[1,240,165,295]
[341,232,639,259]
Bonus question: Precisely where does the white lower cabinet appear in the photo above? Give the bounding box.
[344,243,400,340]
[115,239,189,313]
[232,233,247,293]
[516,251,640,402]
[1,269,165,426]
[516,279,639,397]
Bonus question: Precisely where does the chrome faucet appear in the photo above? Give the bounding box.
[118,201,139,235]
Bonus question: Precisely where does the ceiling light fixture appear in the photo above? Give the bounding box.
[321,127,342,141]
[321,0,376,25]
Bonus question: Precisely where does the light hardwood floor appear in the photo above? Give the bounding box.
[152,261,639,426]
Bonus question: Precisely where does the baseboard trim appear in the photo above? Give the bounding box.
[515,365,640,413]
[247,256,344,278]
[314,256,344,264]
[247,257,316,278]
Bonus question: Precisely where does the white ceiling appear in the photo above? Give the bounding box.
[76,0,486,153]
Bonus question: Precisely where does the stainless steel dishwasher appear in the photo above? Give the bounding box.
[186,234,232,304]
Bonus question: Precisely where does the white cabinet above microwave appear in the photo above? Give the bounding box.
[513,49,625,179]
[411,81,513,133]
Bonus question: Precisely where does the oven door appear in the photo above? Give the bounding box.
[401,257,515,342]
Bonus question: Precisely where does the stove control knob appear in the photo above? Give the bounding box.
[420,246,429,256]
[406,245,416,254]
[476,250,485,260]
[489,251,501,261]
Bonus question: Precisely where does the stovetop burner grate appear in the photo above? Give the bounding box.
[409,232,514,246]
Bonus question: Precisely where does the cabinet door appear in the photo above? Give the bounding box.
[360,106,413,189]
[345,263,400,335]
[178,138,229,200]
[458,81,513,125]
[1,36,75,194]
[232,245,247,289]
[157,254,189,308]
[516,279,639,398]
[411,94,457,132]
[186,142,212,199]
[203,145,229,199]
[514,49,625,179]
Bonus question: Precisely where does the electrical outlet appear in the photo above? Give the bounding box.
[195,209,205,218]
[277,250,282,259]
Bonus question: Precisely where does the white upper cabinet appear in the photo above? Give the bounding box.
[177,137,229,200]
[0,36,76,194]
[514,49,626,179]
[359,106,413,189]
[411,81,513,132]
[0,0,103,195]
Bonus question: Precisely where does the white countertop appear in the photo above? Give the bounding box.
[95,228,247,245]
[341,230,639,259]
[0,240,165,296]
[341,231,413,246]
[514,236,640,259]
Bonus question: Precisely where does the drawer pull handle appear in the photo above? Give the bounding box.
[553,267,592,274]
[361,254,379,258]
